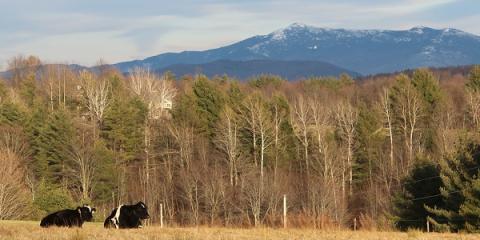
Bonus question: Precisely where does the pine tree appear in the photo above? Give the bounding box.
[460,176,480,232]
[394,159,443,231]
[33,180,74,218]
[101,96,147,162]
[465,66,480,130]
[19,73,37,107]
[192,76,225,138]
[0,102,25,126]
[411,69,443,153]
[0,80,6,103]
[25,105,49,181]
[90,140,116,204]
[354,103,383,186]
[411,69,442,115]
[30,109,75,185]
[466,65,480,92]
[349,102,391,220]
[426,138,480,232]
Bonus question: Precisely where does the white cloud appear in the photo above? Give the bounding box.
[359,0,458,16]
[0,31,137,67]
[0,0,477,71]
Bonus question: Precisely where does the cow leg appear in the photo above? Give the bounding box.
[113,218,119,229]
[104,217,115,228]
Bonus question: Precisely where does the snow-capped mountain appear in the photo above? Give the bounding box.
[115,23,480,75]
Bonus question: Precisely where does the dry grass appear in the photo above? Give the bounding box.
[0,221,478,240]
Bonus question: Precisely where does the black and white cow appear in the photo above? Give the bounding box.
[104,202,150,229]
[40,204,96,228]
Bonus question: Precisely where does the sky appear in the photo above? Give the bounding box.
[0,0,479,70]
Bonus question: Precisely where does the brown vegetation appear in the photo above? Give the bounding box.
[2,55,480,231]
[1,221,480,240]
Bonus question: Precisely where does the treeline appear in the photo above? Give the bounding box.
[1,55,480,232]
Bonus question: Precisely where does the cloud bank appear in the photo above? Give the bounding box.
[0,0,477,70]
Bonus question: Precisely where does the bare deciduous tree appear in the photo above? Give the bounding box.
[215,106,241,186]
[392,76,423,172]
[380,88,398,189]
[334,101,358,197]
[291,95,311,179]
[68,144,95,201]
[80,70,110,137]
[128,67,176,119]
[128,67,177,206]
[0,150,30,220]
[201,166,226,225]
[467,90,480,130]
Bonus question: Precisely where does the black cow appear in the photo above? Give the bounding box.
[40,204,96,228]
[104,202,150,229]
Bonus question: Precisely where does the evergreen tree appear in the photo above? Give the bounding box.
[171,93,201,129]
[19,73,37,107]
[394,159,443,231]
[460,176,480,232]
[192,76,225,138]
[226,81,244,108]
[465,65,480,130]
[35,109,75,185]
[33,180,74,218]
[25,107,75,186]
[411,69,443,116]
[351,103,386,217]
[466,65,480,92]
[411,69,443,152]
[0,102,25,126]
[354,103,383,185]
[101,96,147,162]
[426,138,480,232]
[248,74,284,89]
[25,105,49,180]
[0,80,6,103]
[91,140,116,204]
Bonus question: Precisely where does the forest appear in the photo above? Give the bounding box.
[2,55,480,232]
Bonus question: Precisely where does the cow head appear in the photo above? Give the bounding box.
[134,201,150,220]
[77,204,96,222]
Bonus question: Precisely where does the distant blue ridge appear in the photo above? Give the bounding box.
[114,23,480,76]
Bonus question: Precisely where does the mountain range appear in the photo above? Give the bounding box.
[2,23,480,80]
[114,23,480,77]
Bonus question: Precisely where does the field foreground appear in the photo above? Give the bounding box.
[0,221,479,240]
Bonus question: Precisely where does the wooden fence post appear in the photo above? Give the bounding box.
[160,203,164,228]
[283,194,287,228]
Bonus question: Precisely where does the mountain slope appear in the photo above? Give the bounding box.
[158,59,359,79]
[114,23,480,75]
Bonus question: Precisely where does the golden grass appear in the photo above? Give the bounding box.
[0,221,478,240]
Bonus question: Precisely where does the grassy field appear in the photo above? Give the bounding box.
[0,221,479,240]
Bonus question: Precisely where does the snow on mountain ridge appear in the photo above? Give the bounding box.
[263,23,476,42]
[114,23,480,75]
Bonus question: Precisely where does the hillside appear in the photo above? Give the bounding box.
[157,59,359,79]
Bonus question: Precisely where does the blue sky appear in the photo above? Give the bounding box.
[0,0,478,69]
